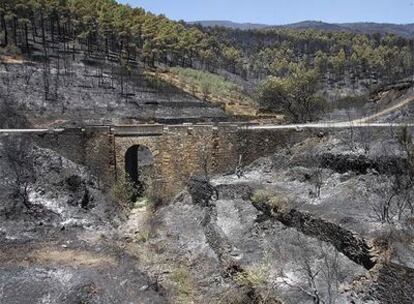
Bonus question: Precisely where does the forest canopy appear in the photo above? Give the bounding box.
[1,0,413,96]
[0,0,414,120]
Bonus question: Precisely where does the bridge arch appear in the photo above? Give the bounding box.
[124,144,154,193]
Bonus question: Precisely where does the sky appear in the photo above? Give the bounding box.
[117,0,414,25]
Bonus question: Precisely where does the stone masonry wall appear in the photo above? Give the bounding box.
[16,124,414,199]
[35,127,116,189]
[114,126,316,197]
[32,124,324,198]
[114,125,239,197]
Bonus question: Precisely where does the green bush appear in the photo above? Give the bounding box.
[256,68,327,122]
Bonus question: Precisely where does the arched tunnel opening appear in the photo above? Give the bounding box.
[124,145,154,195]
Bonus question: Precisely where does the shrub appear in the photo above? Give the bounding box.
[256,69,327,122]
[268,195,291,212]
[251,190,291,213]
[201,81,211,100]
[136,229,151,243]
[234,267,268,288]
[251,189,272,205]
[140,170,166,211]
[170,266,194,302]
[111,174,136,209]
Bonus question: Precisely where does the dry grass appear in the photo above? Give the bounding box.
[169,265,196,303]
[32,248,117,267]
[0,55,25,64]
[251,190,292,213]
[0,246,117,268]
[125,242,197,303]
[146,69,281,120]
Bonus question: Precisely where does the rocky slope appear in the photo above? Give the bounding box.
[1,127,414,303]
[0,135,167,303]
[325,81,414,123]
[131,127,414,303]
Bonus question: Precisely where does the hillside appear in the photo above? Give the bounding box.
[0,56,228,127]
[283,21,414,38]
[190,20,269,30]
[2,121,414,303]
[1,1,413,114]
[338,22,414,38]
[2,1,414,304]
[193,20,414,38]
[1,0,413,125]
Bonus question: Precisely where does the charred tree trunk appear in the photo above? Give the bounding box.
[24,22,29,53]
[0,12,7,46]
[50,16,55,43]
[12,16,18,46]
[31,16,37,43]
[119,40,124,60]
[105,37,109,58]
[87,34,92,56]
[56,14,61,38]
[40,12,46,53]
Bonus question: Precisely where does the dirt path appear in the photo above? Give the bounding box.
[351,91,414,124]
[1,90,414,134]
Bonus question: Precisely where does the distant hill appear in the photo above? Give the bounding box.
[189,20,269,30]
[191,20,414,38]
[339,22,414,38]
[278,21,345,31]
[281,21,414,38]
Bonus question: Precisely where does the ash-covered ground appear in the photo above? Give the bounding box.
[0,58,227,128]
[325,82,414,124]
[130,126,414,304]
[0,134,168,303]
[1,126,414,303]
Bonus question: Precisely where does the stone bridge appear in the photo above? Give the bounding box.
[2,123,309,197]
[112,123,305,198]
[3,122,414,198]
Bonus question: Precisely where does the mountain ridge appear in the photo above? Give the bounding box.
[189,20,269,30]
[190,20,414,37]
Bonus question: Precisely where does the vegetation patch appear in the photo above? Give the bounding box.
[169,265,195,303]
[234,264,269,288]
[256,67,327,122]
[111,174,137,209]
[251,190,292,213]
[170,67,244,100]
[155,68,263,117]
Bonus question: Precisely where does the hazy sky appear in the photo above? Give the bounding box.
[117,0,414,25]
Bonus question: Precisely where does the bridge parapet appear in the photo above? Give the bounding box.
[112,125,165,136]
